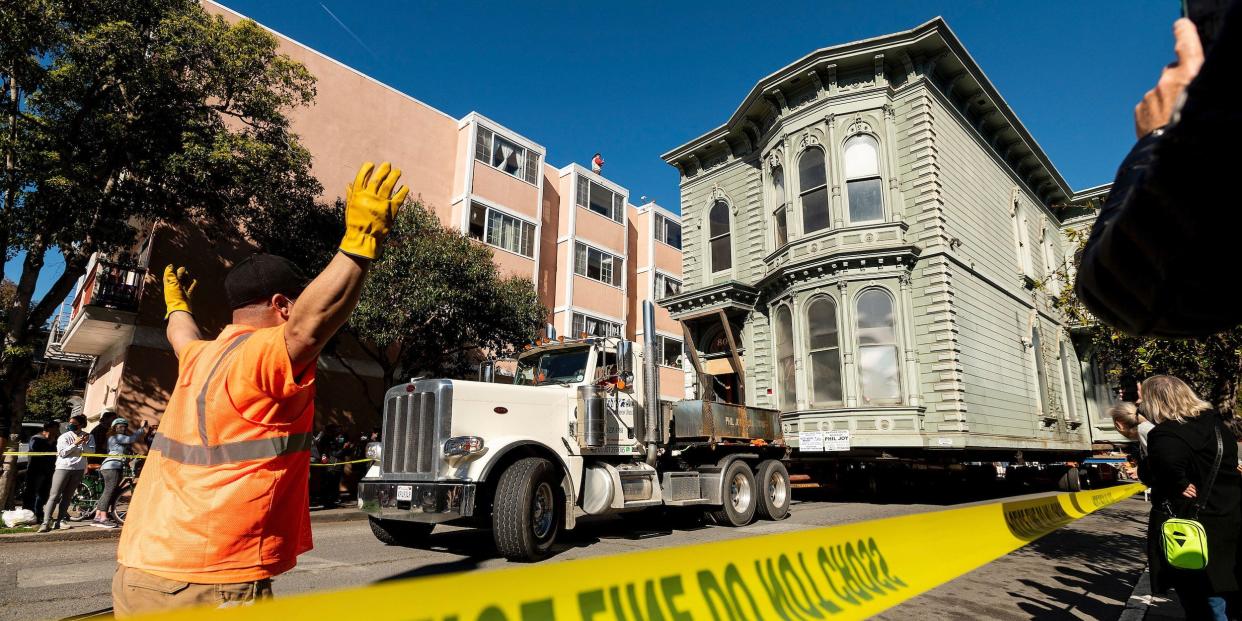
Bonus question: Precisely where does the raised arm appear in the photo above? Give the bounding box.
[284,161,407,374]
[163,265,203,358]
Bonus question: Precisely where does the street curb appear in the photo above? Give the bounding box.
[0,508,367,543]
[1119,569,1152,621]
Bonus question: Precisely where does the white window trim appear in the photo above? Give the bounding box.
[573,241,625,289]
[570,311,624,338]
[841,133,886,226]
[796,147,830,235]
[655,334,685,368]
[707,199,734,276]
[805,294,845,408]
[771,301,799,412]
[654,269,683,300]
[575,173,626,224]
[468,198,538,259]
[852,286,905,406]
[654,213,683,250]
[469,114,545,188]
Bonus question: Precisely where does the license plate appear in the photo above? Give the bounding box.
[395,485,413,502]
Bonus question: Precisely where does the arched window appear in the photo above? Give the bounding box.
[798,148,830,234]
[856,289,901,404]
[772,166,788,247]
[708,200,731,273]
[775,306,796,411]
[844,135,883,223]
[806,298,843,406]
[1059,340,1077,423]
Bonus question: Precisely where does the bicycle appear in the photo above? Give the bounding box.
[66,460,138,524]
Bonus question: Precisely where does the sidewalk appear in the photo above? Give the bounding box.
[1119,569,1183,620]
[0,505,366,543]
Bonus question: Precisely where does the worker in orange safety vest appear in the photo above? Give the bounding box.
[111,162,408,616]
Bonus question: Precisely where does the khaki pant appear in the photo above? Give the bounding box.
[111,565,273,618]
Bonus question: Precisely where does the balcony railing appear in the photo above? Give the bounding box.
[70,261,143,322]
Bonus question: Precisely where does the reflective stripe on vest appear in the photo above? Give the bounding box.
[152,331,310,467]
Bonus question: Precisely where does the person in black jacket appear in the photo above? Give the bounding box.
[1076,4,1242,338]
[1141,375,1241,620]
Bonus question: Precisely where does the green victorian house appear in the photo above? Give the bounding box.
[660,18,1125,460]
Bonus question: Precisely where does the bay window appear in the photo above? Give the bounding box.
[799,149,830,234]
[807,297,843,406]
[856,289,901,404]
[708,200,732,273]
[844,135,883,223]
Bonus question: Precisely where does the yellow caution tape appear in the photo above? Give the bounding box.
[2,452,146,459]
[2,452,372,466]
[136,483,1143,621]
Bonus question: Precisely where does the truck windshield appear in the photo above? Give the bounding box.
[516,347,590,386]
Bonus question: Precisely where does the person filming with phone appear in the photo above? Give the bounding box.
[1077,0,1242,337]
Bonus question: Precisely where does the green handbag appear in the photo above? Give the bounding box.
[1162,425,1222,571]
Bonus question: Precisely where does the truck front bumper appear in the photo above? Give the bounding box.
[358,480,476,523]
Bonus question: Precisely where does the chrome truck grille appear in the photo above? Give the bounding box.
[379,381,452,480]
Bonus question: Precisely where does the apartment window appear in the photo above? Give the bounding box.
[708,200,731,273]
[772,166,788,247]
[844,135,883,223]
[468,203,535,258]
[475,126,540,184]
[574,242,623,287]
[774,306,796,411]
[799,148,830,234]
[856,289,901,405]
[807,297,843,406]
[572,312,621,338]
[655,273,681,299]
[657,335,683,367]
[656,214,682,249]
[576,175,624,222]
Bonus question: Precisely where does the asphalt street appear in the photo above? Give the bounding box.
[0,491,1149,621]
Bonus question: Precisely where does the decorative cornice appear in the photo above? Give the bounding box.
[756,244,922,295]
[661,281,761,319]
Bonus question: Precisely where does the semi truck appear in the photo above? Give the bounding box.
[357,302,788,561]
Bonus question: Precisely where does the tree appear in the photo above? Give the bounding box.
[0,279,13,327]
[24,368,74,423]
[0,0,319,507]
[1050,225,1242,416]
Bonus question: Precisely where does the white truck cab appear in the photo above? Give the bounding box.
[358,303,788,561]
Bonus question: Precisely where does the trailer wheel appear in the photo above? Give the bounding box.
[1057,467,1082,492]
[493,457,561,562]
[709,460,758,527]
[368,516,434,547]
[755,460,791,521]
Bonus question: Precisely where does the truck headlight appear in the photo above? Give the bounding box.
[443,436,485,457]
[365,442,383,461]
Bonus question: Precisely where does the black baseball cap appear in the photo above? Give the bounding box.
[225,254,308,309]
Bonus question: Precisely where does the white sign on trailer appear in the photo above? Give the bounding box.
[798,431,825,452]
[824,430,850,452]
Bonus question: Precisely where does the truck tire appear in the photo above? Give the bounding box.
[493,457,561,562]
[709,460,758,527]
[368,516,434,547]
[1058,467,1082,492]
[755,460,791,521]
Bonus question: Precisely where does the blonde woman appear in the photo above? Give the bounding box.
[1142,375,1240,621]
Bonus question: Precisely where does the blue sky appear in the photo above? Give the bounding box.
[6,0,1177,300]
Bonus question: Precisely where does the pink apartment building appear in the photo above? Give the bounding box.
[49,0,685,430]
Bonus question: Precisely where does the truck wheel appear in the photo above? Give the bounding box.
[493,457,561,562]
[368,516,434,547]
[1057,467,1082,492]
[709,460,758,527]
[755,460,791,521]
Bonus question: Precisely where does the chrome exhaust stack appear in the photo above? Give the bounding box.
[642,301,661,465]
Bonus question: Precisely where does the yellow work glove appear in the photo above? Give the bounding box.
[163,265,197,320]
[340,161,409,260]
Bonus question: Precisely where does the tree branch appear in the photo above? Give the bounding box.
[25,253,88,334]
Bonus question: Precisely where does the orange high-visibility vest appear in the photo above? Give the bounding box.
[117,324,315,584]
